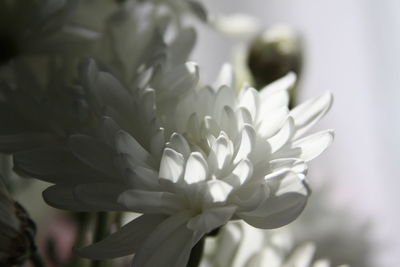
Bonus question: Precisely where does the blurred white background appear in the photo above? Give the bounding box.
[192,1,400,266]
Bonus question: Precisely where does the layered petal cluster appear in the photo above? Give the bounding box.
[287,188,373,267]
[62,70,332,266]
[163,70,334,229]
[203,221,349,267]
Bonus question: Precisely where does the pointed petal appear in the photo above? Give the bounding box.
[115,130,152,166]
[118,190,182,214]
[257,106,288,138]
[223,159,253,188]
[156,62,199,100]
[259,72,295,105]
[239,172,309,229]
[234,125,256,164]
[267,117,295,153]
[286,243,316,267]
[69,134,117,178]
[159,148,184,183]
[167,133,191,159]
[0,132,59,153]
[290,92,333,139]
[239,191,308,229]
[73,183,128,211]
[187,206,236,233]
[292,130,334,161]
[132,213,193,267]
[14,147,108,184]
[184,152,208,184]
[208,133,234,171]
[239,87,259,122]
[77,214,167,259]
[202,180,234,208]
[213,63,234,89]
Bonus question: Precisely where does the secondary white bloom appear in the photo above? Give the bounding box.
[202,221,349,267]
[288,187,373,267]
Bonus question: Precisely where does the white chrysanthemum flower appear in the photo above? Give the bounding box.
[159,69,333,230]
[71,71,331,265]
[13,62,332,266]
[202,221,349,267]
[288,187,373,267]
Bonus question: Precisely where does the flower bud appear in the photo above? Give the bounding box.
[247,25,303,106]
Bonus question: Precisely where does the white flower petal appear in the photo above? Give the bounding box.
[115,130,152,166]
[290,92,333,139]
[159,148,184,183]
[43,184,124,212]
[212,223,243,267]
[156,62,199,100]
[292,130,334,161]
[74,183,128,211]
[270,158,308,175]
[236,107,253,127]
[118,190,183,214]
[132,213,193,267]
[239,87,259,121]
[220,106,238,138]
[169,27,196,66]
[208,133,234,171]
[77,214,167,259]
[259,72,295,104]
[184,152,208,184]
[69,134,117,178]
[223,159,253,188]
[238,191,308,229]
[257,106,288,138]
[267,117,295,153]
[238,172,309,228]
[213,63,234,89]
[124,167,159,190]
[167,133,191,159]
[313,260,331,267]
[202,180,234,208]
[285,243,316,267]
[247,247,282,267]
[234,125,256,164]
[187,206,236,233]
[232,183,269,212]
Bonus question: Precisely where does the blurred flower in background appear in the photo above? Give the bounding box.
[202,221,349,267]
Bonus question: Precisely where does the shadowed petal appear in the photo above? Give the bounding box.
[77,214,167,260]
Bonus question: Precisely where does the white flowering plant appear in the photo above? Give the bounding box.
[0,1,364,267]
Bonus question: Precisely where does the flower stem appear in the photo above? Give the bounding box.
[93,212,109,243]
[66,212,93,267]
[187,237,205,267]
[91,212,112,267]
